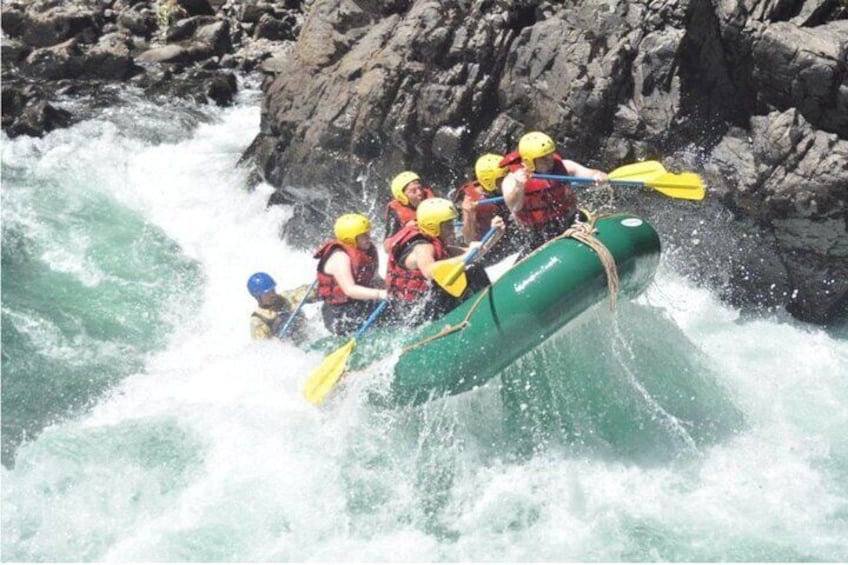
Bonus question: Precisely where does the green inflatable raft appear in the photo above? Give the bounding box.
[329,213,661,406]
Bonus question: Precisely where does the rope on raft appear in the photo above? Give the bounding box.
[555,218,619,313]
[401,287,490,353]
[402,215,619,353]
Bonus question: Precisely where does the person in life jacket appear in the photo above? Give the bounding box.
[247,272,315,343]
[451,153,521,267]
[385,197,505,326]
[383,170,437,249]
[500,131,608,255]
[314,213,387,336]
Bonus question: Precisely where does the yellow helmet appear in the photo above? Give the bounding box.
[518,131,556,171]
[474,153,508,193]
[334,213,371,246]
[416,198,458,238]
[390,171,421,206]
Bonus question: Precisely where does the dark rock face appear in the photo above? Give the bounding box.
[1,0,305,137]
[708,109,847,324]
[245,0,847,325]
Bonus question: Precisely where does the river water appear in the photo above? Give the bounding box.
[2,88,846,561]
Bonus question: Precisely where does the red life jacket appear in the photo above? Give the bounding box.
[499,150,522,169]
[385,225,447,302]
[313,240,379,305]
[501,152,576,230]
[384,187,436,230]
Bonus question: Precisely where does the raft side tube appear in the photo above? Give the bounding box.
[389,214,661,405]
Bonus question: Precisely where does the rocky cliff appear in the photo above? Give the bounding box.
[2,0,304,136]
[3,0,845,324]
[244,0,847,325]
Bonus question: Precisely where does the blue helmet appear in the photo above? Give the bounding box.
[247,272,276,297]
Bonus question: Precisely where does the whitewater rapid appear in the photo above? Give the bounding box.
[2,88,846,561]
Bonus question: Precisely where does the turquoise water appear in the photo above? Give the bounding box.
[1,146,201,467]
[2,91,847,561]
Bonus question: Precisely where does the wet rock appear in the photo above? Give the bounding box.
[1,37,33,65]
[9,2,104,48]
[135,66,237,106]
[1,86,73,137]
[84,33,139,79]
[253,12,298,41]
[176,0,215,17]
[136,43,187,63]
[708,109,848,323]
[19,39,84,80]
[2,0,304,139]
[751,21,848,137]
[116,6,158,38]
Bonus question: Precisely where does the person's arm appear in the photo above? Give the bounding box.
[462,215,506,259]
[563,160,608,183]
[405,242,439,281]
[383,209,401,252]
[501,167,529,215]
[324,250,388,301]
[479,215,505,255]
[280,283,318,305]
[461,195,478,243]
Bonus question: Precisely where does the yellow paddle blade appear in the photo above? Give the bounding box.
[302,339,356,406]
[430,258,468,298]
[646,172,706,200]
[609,161,667,182]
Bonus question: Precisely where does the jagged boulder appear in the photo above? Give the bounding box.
[137,17,231,64]
[1,84,73,137]
[707,109,848,323]
[1,1,104,48]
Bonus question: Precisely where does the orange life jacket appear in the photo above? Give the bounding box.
[500,151,577,230]
[313,240,379,305]
[385,225,447,302]
[384,187,436,230]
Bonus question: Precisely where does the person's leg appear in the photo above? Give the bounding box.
[321,302,364,336]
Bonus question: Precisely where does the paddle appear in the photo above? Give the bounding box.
[276,279,318,339]
[302,299,389,406]
[430,226,500,298]
[478,161,705,204]
[602,159,666,181]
